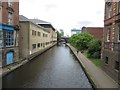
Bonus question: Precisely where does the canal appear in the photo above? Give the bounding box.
[2,44,93,88]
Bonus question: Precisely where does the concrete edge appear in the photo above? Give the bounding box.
[66,43,97,89]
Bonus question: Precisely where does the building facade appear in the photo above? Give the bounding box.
[19,15,53,59]
[0,0,19,67]
[29,19,57,44]
[81,27,103,41]
[102,1,120,84]
[71,29,81,36]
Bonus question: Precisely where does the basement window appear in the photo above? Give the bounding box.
[118,26,120,42]
[115,61,119,71]
[105,57,109,64]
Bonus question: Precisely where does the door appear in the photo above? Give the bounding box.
[6,52,13,65]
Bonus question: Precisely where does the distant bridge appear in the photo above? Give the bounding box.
[60,36,70,43]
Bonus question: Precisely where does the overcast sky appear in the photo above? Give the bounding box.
[19,0,105,36]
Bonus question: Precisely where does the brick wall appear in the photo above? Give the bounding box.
[82,27,103,41]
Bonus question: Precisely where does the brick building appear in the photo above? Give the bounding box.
[0,0,19,67]
[81,27,103,41]
[102,1,120,84]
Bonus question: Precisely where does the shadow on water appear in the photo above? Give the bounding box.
[2,43,93,89]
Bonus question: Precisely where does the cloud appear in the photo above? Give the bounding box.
[44,4,57,12]
[77,21,92,27]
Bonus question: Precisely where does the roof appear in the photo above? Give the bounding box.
[19,15,29,21]
[19,15,50,33]
[71,29,81,31]
[29,19,50,24]
[30,19,55,31]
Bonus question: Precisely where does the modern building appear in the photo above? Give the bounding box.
[81,27,103,41]
[102,1,120,84]
[0,0,19,67]
[71,29,81,36]
[29,19,57,44]
[19,15,54,60]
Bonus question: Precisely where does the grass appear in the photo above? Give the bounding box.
[83,50,103,67]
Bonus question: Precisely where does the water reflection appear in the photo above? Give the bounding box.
[3,44,93,88]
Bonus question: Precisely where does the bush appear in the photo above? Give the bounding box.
[70,32,94,51]
[87,39,101,58]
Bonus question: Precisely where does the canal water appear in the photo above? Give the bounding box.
[2,44,93,88]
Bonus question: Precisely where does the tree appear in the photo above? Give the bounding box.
[87,40,101,58]
[57,31,61,42]
[70,32,94,51]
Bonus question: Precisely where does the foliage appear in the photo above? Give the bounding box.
[83,50,103,67]
[57,31,62,41]
[70,32,94,51]
[87,40,101,58]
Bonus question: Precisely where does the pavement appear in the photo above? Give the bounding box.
[67,44,119,89]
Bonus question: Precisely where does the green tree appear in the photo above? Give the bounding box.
[70,32,94,51]
[87,40,101,58]
[57,31,61,42]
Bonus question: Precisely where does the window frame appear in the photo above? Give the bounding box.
[107,28,111,42]
[118,1,120,13]
[115,61,119,71]
[118,26,120,42]
[6,30,14,47]
[105,57,109,64]
[32,44,36,49]
[0,30,3,48]
[106,2,112,19]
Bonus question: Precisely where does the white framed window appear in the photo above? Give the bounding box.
[106,2,112,19]
[6,31,14,47]
[8,0,13,7]
[8,12,13,25]
[107,28,110,42]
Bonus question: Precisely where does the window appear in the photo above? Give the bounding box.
[8,12,13,25]
[107,28,110,42]
[6,31,14,47]
[32,44,36,49]
[118,26,120,42]
[0,31,3,47]
[106,2,112,18]
[119,1,120,13]
[37,43,40,48]
[105,57,108,64]
[32,30,36,36]
[38,32,41,36]
[115,61,119,71]
[43,33,45,37]
[8,0,13,7]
